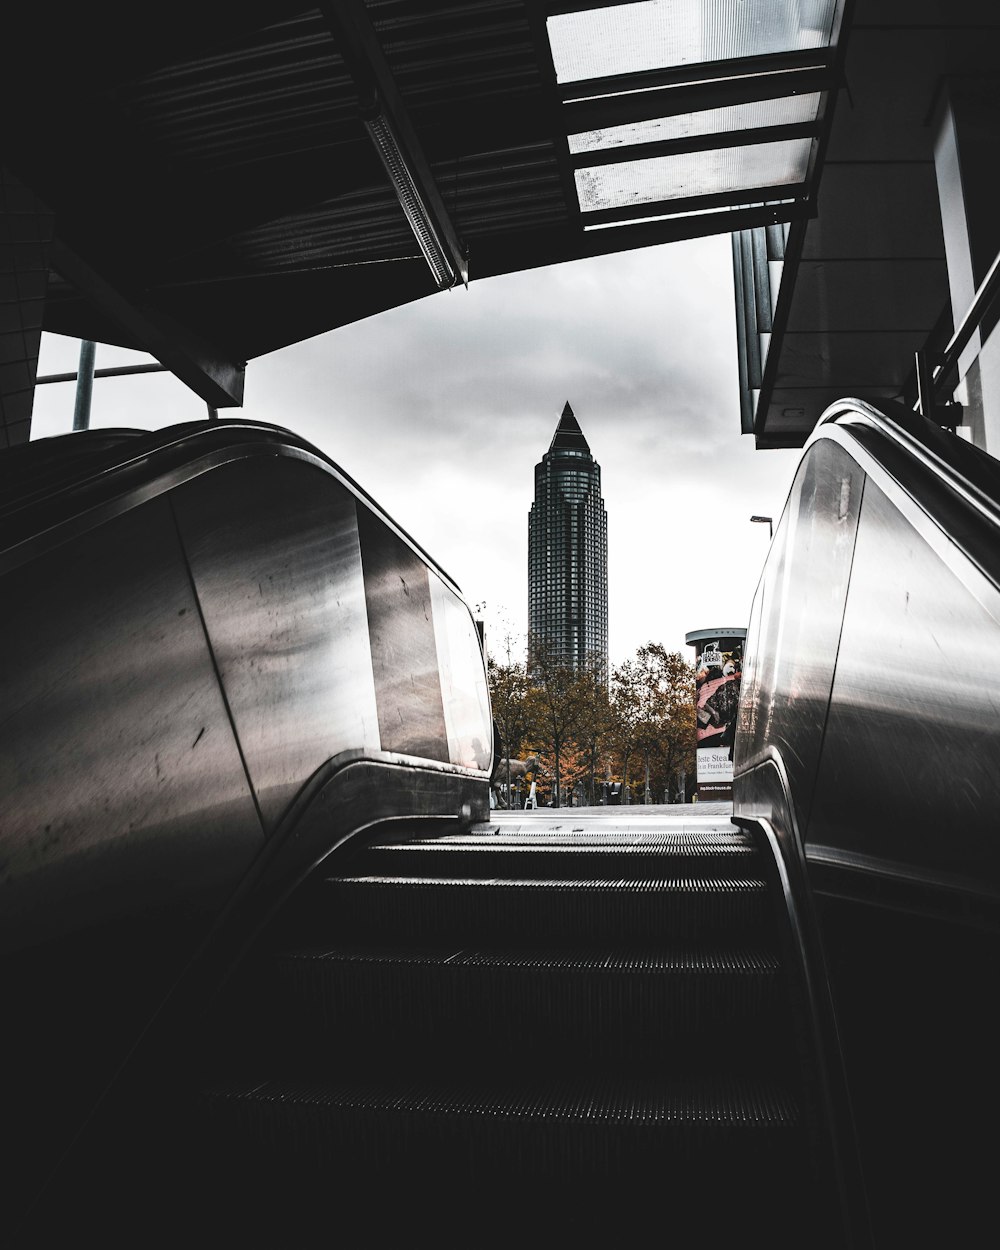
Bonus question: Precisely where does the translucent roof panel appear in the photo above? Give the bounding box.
[548,0,838,84]
[568,93,822,155]
[575,138,812,212]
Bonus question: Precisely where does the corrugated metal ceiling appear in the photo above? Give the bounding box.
[1,1,843,374]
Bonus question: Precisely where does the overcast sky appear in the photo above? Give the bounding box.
[33,233,803,666]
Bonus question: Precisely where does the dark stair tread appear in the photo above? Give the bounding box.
[272,943,782,974]
[347,845,760,885]
[325,874,768,892]
[215,940,795,1069]
[352,840,760,879]
[296,873,775,944]
[204,1070,801,1127]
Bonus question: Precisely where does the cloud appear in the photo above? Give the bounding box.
[34,233,803,664]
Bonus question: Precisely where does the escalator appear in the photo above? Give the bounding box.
[23,400,1000,1245]
[735,398,1000,1247]
[2,420,493,1240]
[22,813,849,1248]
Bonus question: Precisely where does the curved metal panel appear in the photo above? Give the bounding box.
[809,474,1000,884]
[721,398,1000,1248]
[735,436,864,834]
[171,457,381,834]
[0,495,264,953]
[1,419,492,1224]
[737,401,1000,888]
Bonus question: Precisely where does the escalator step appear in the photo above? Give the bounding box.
[143,1068,819,1247]
[312,875,771,944]
[382,827,753,846]
[258,943,786,1064]
[201,1070,802,1178]
[351,836,759,880]
[404,831,753,845]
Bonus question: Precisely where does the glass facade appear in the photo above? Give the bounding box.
[527,403,609,671]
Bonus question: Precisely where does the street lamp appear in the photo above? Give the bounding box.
[750,515,773,539]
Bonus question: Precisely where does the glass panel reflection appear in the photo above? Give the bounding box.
[569,93,821,155]
[429,574,493,772]
[734,438,864,834]
[575,138,812,212]
[548,0,837,84]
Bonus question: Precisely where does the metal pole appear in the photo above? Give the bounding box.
[72,340,96,431]
[36,362,168,385]
[750,515,773,540]
[914,350,936,422]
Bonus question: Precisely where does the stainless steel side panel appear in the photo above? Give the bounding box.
[735,438,864,835]
[736,421,1000,888]
[171,458,381,834]
[809,475,1000,883]
[0,496,265,952]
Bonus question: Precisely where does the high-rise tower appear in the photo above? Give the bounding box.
[528,402,608,672]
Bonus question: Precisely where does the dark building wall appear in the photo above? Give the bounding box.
[0,167,52,449]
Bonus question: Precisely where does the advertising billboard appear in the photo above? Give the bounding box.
[685,629,746,801]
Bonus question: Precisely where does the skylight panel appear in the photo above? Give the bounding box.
[547,0,838,84]
[575,138,812,212]
[568,93,822,155]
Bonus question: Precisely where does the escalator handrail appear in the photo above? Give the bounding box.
[818,397,1000,536]
[0,419,463,595]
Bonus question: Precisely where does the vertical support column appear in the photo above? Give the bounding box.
[732,230,762,435]
[932,79,1000,450]
[73,340,96,431]
[0,167,52,448]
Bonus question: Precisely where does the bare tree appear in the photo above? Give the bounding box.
[487,647,530,809]
[574,651,613,804]
[525,637,587,808]
[611,644,695,803]
[610,658,643,802]
[633,644,695,803]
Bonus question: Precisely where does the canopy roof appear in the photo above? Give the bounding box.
[3,0,846,408]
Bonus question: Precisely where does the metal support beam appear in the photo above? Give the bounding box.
[563,63,836,133]
[914,349,937,422]
[561,50,834,105]
[72,339,96,430]
[49,239,245,408]
[37,363,168,385]
[318,0,468,290]
[475,199,813,281]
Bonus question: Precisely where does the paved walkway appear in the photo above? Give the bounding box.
[494,802,735,819]
[487,803,738,836]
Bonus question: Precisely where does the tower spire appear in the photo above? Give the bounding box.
[549,401,590,453]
